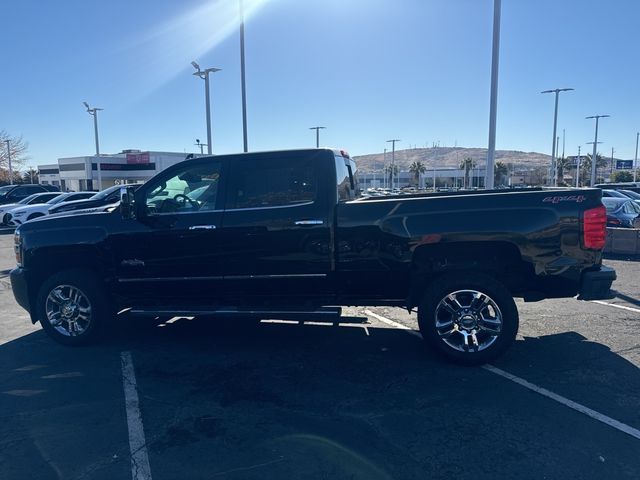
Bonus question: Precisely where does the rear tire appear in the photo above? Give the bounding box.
[36,269,112,346]
[418,272,518,366]
[27,213,44,221]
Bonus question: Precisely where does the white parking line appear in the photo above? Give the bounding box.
[364,309,422,338]
[591,300,640,314]
[121,351,153,480]
[363,309,640,441]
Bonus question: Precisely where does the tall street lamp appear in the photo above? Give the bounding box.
[387,139,400,189]
[83,101,103,191]
[191,61,221,155]
[634,132,639,183]
[239,0,248,152]
[586,115,610,186]
[4,140,13,185]
[309,126,326,148]
[194,139,207,154]
[485,0,501,190]
[541,88,573,186]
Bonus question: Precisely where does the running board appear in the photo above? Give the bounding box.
[127,306,345,321]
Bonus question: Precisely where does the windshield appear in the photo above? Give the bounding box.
[89,185,120,200]
[46,194,69,205]
[18,194,42,205]
[0,186,13,198]
[602,198,623,212]
[603,190,627,198]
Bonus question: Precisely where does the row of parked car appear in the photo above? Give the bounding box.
[600,188,640,228]
[0,184,127,227]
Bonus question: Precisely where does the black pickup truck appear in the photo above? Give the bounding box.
[10,148,615,364]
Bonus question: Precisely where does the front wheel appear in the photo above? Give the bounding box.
[418,272,518,365]
[36,269,111,346]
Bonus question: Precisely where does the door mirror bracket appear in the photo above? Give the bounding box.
[120,186,137,220]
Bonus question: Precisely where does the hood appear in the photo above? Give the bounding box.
[48,197,106,213]
[19,204,119,231]
[0,203,22,213]
[8,205,34,215]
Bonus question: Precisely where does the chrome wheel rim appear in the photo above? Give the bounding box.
[434,289,503,352]
[45,285,92,337]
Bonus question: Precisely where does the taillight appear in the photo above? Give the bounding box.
[583,206,606,250]
[14,231,22,266]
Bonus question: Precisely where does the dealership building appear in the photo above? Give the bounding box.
[38,150,194,191]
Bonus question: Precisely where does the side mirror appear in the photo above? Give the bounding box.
[120,186,137,219]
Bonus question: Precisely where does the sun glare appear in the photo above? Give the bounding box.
[121,0,272,97]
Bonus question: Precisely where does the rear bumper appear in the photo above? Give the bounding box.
[577,266,616,300]
[10,267,31,313]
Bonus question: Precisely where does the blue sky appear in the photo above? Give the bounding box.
[1,0,639,168]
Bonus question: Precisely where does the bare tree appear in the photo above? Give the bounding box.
[0,131,29,183]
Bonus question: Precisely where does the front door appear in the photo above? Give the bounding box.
[111,158,226,304]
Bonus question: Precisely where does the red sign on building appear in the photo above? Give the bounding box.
[126,152,150,164]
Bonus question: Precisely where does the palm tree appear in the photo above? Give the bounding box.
[556,156,572,185]
[384,164,399,188]
[494,161,508,186]
[459,157,476,188]
[409,161,426,187]
[581,153,608,186]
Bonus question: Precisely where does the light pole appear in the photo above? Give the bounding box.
[309,126,326,148]
[191,61,221,155]
[239,0,248,152]
[485,0,501,190]
[83,102,103,190]
[383,148,387,188]
[194,139,207,154]
[610,147,615,179]
[586,115,610,186]
[575,146,581,188]
[387,139,400,190]
[4,140,13,185]
[541,88,573,186]
[634,132,639,182]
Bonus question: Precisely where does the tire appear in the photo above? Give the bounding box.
[27,213,44,221]
[418,272,518,366]
[36,269,112,346]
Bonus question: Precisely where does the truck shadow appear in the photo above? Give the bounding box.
[2,320,640,479]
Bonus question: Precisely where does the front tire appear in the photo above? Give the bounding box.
[418,272,518,365]
[36,269,111,346]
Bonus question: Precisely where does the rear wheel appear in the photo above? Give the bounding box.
[27,213,45,221]
[418,272,518,365]
[36,269,111,345]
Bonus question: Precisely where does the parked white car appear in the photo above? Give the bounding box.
[7,192,95,226]
[0,192,62,225]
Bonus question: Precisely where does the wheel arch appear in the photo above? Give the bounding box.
[25,246,112,323]
[407,241,532,310]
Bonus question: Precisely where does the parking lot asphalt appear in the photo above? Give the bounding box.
[0,232,638,480]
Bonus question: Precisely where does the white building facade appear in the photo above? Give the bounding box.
[38,150,195,191]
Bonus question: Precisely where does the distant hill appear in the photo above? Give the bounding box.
[353,147,552,173]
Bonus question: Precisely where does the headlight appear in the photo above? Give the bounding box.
[14,230,22,266]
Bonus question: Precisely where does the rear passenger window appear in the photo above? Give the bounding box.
[227,157,316,209]
[335,157,351,201]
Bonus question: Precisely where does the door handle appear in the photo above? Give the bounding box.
[189,225,216,230]
[294,220,324,226]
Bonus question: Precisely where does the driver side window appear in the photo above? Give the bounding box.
[144,161,222,215]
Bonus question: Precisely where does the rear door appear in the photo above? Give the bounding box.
[219,151,333,301]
